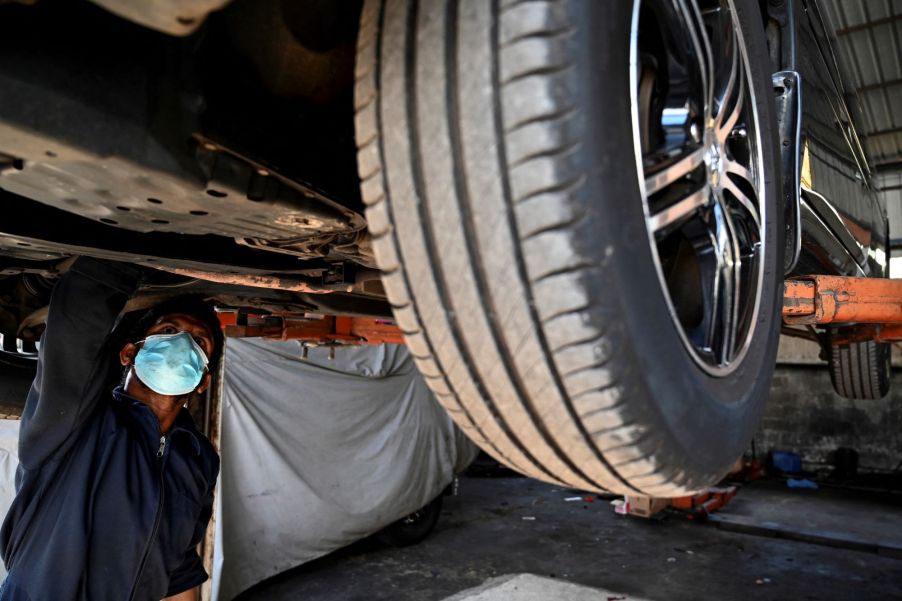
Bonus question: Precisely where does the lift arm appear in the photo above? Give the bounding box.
[219,274,902,347]
[783,275,902,343]
[218,312,405,346]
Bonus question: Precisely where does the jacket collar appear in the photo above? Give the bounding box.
[111,386,203,456]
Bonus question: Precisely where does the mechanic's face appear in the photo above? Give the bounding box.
[120,313,216,398]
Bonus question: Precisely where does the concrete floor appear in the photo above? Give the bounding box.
[711,480,902,556]
[235,475,902,601]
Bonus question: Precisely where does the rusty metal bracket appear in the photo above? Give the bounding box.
[783,276,902,326]
[155,267,336,294]
[219,311,405,346]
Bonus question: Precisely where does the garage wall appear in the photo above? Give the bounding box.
[755,336,902,472]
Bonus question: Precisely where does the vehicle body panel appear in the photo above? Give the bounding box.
[772,0,889,279]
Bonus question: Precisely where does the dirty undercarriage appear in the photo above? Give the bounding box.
[0,0,387,343]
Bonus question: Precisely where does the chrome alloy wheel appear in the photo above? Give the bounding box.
[630,0,766,376]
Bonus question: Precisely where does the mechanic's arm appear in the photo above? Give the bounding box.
[18,257,142,469]
[164,588,197,601]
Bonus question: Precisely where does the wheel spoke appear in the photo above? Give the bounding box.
[688,0,715,119]
[722,161,760,230]
[675,0,715,121]
[709,198,742,364]
[724,159,753,186]
[715,43,738,128]
[716,50,744,141]
[699,226,722,354]
[647,183,711,232]
[644,146,705,196]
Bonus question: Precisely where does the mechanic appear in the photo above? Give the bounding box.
[0,257,222,601]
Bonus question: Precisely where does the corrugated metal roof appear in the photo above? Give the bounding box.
[819,0,902,176]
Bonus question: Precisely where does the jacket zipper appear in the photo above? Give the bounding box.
[127,435,167,601]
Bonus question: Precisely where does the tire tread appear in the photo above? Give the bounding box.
[829,336,890,400]
[354,0,775,496]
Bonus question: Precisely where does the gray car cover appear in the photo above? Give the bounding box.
[212,339,479,600]
[0,419,19,581]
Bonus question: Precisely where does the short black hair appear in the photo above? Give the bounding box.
[127,295,224,370]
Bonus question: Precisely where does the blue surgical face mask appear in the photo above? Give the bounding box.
[133,331,210,396]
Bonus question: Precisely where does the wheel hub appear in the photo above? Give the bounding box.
[704,129,723,190]
[633,0,766,376]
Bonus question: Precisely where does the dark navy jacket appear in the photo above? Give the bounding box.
[0,258,219,600]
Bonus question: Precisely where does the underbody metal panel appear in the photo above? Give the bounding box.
[0,211,320,279]
[0,1,369,271]
[0,128,364,246]
[0,221,392,322]
[88,0,232,36]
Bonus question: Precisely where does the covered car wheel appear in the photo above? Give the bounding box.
[376,495,444,547]
[355,0,782,496]
[829,335,891,400]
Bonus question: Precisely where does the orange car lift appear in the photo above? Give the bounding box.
[219,274,902,346]
[218,311,405,346]
[783,275,902,343]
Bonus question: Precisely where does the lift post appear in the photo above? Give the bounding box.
[783,275,902,343]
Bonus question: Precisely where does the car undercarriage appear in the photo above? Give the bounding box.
[0,0,389,342]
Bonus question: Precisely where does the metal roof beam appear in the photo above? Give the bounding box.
[858,77,902,93]
[875,160,902,173]
[867,126,902,140]
[836,14,902,36]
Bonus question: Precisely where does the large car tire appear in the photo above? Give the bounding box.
[829,337,891,400]
[355,0,782,496]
